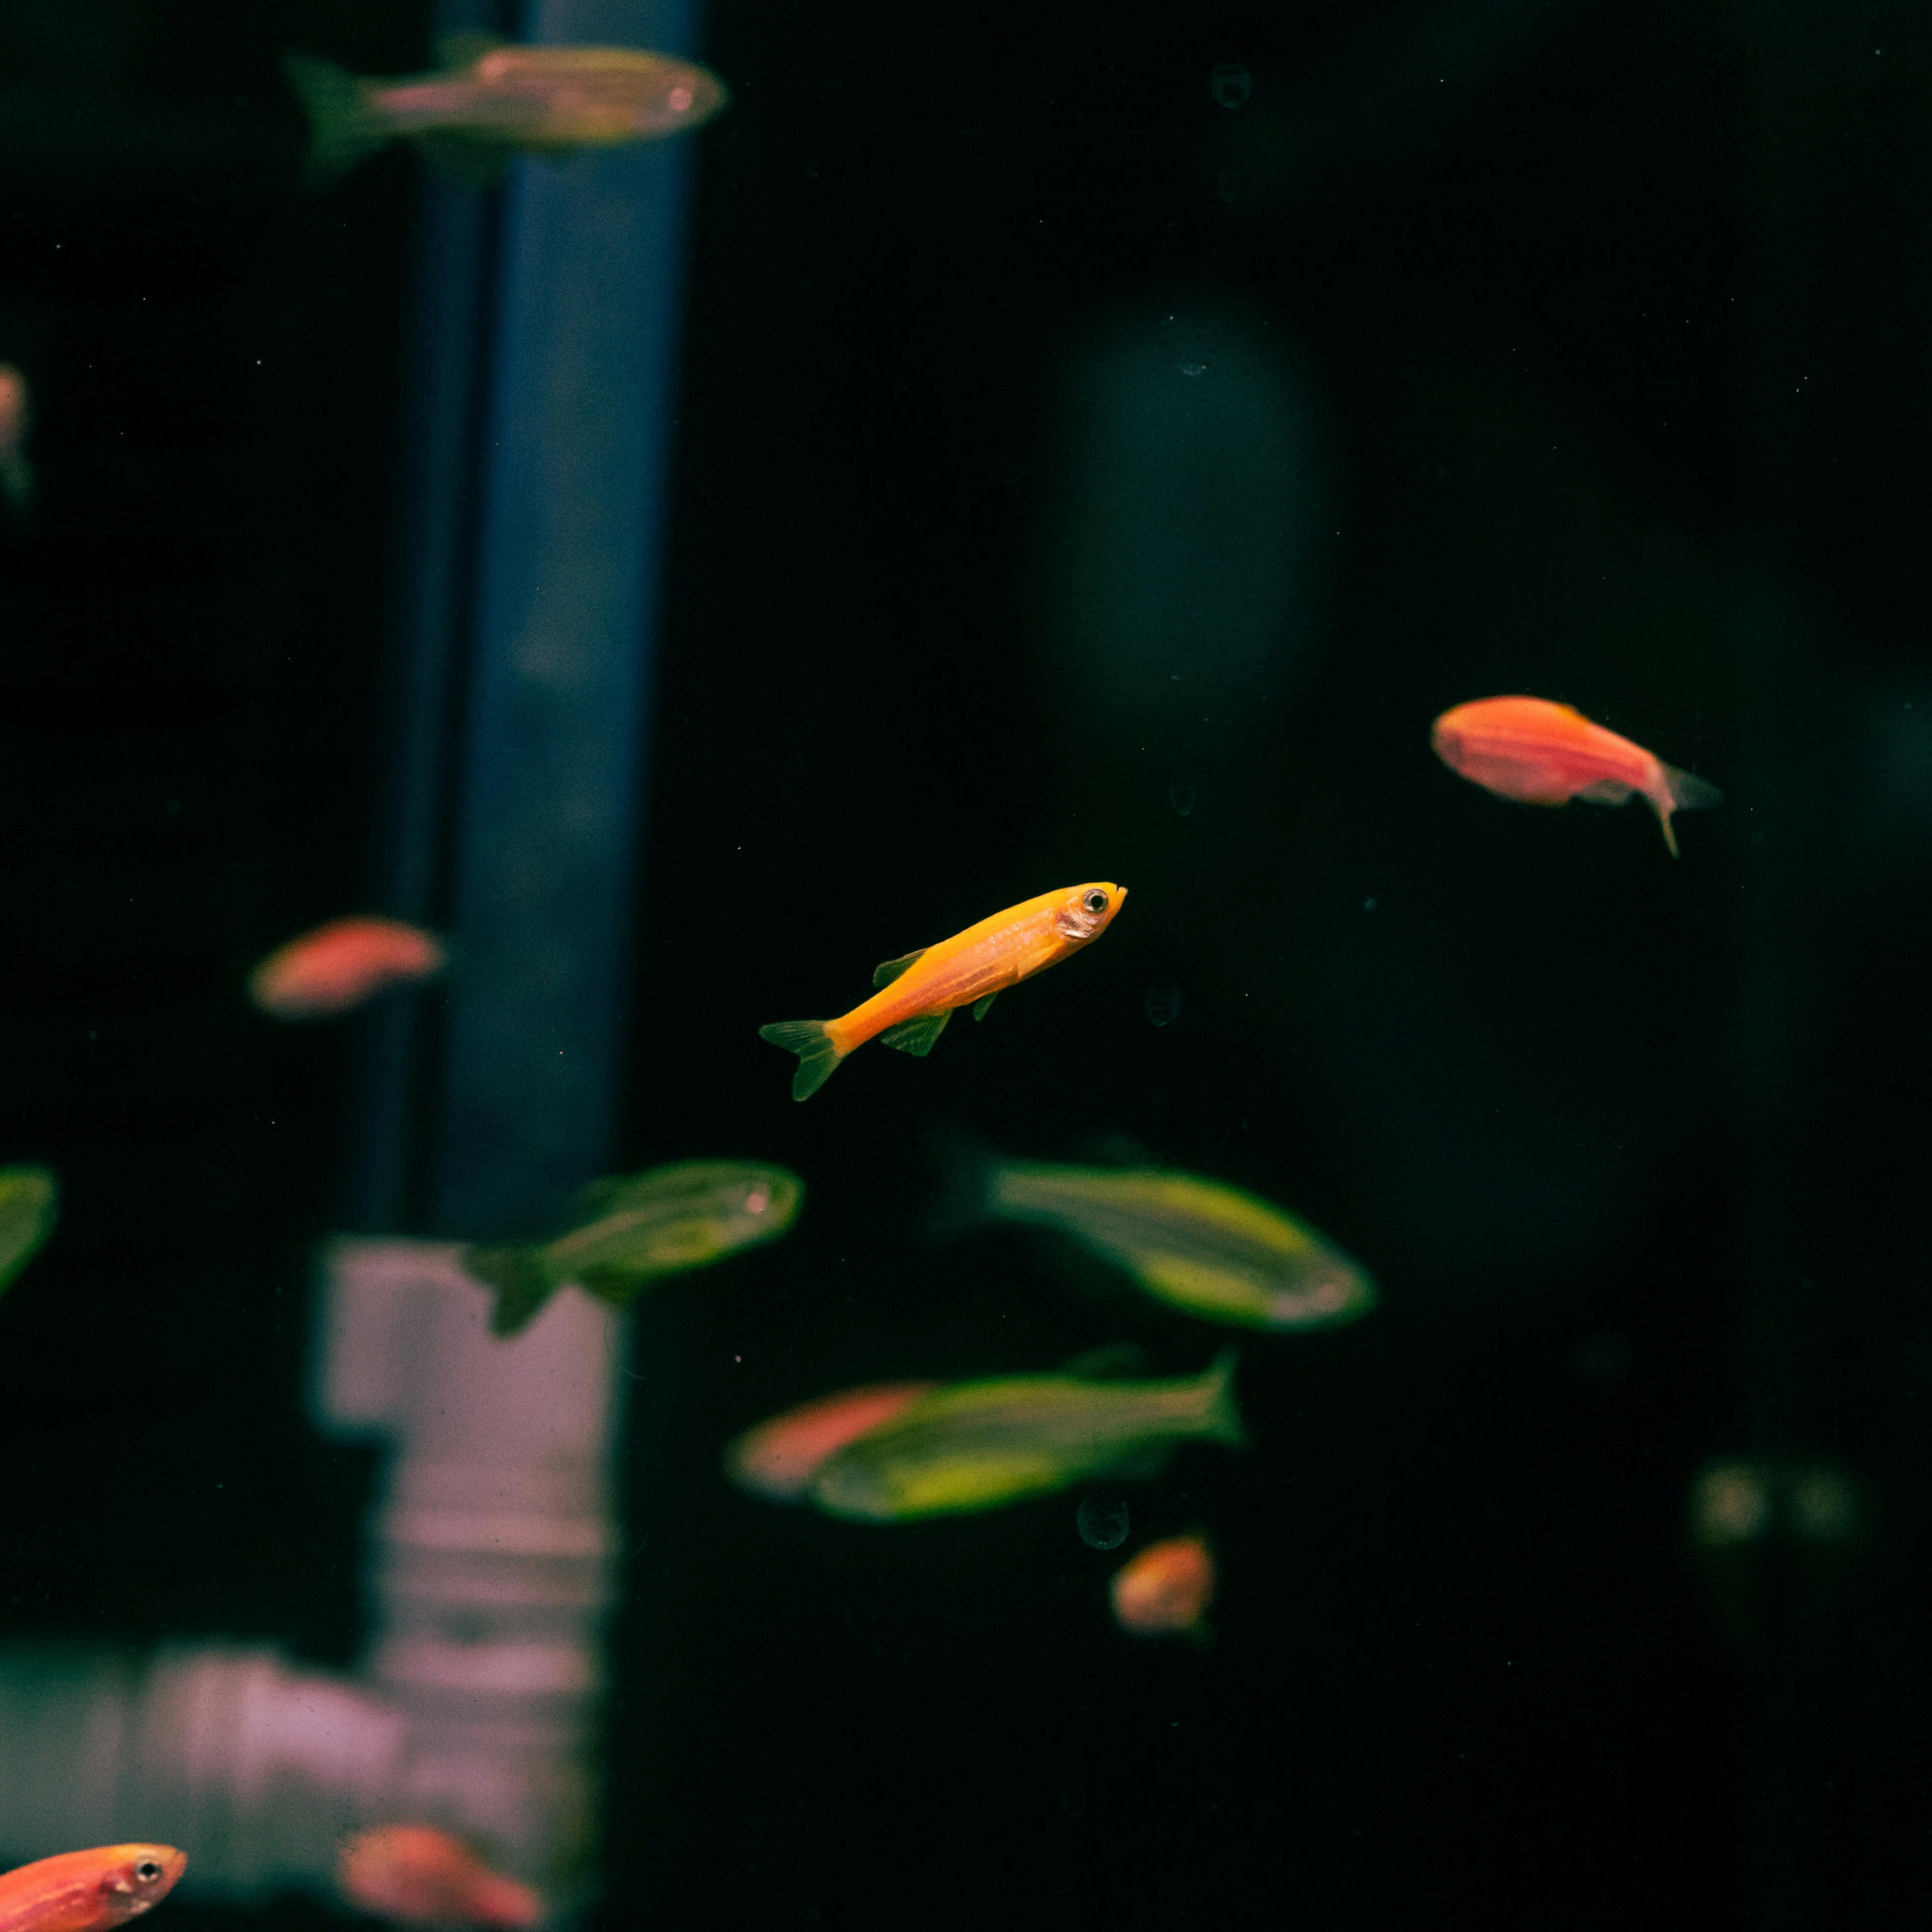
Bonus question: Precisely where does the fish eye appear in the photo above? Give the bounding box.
[1083,890,1107,914]
[668,84,694,111]
[744,1185,770,1214]
[135,1863,162,1884]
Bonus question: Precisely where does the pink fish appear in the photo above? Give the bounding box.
[1431,696,1721,856]
[0,1845,185,1932]
[725,1381,940,1500]
[1110,1534,1216,1639]
[336,1827,539,1931]
[248,916,446,1020]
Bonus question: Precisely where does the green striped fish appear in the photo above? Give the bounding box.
[809,1350,1244,1522]
[465,1160,802,1338]
[940,1137,1374,1331]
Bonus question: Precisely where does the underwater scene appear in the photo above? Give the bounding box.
[0,0,1927,1928]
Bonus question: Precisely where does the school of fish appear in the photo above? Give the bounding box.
[0,11,1749,1906]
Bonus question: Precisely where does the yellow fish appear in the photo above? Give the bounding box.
[807,1350,1243,1522]
[759,882,1126,1100]
[939,1138,1374,1330]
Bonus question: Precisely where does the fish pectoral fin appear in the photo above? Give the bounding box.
[873,948,928,988]
[574,1265,668,1309]
[437,29,508,69]
[880,1009,951,1056]
[972,993,998,1021]
[1575,779,1635,807]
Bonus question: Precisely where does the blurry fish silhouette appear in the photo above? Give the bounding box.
[465,1159,803,1337]
[0,366,33,528]
[0,1166,56,1301]
[248,915,446,1020]
[806,1350,1243,1522]
[337,1827,539,1931]
[725,1380,939,1500]
[283,34,729,186]
[0,1846,185,1932]
[759,882,1126,1100]
[936,1132,1374,1330]
[1686,1455,1868,1658]
[1431,696,1721,856]
[1111,1533,1216,1640]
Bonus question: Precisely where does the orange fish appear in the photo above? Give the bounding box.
[248,916,446,1020]
[725,1380,939,1499]
[1110,1534,1216,1639]
[758,882,1126,1099]
[1430,696,1721,856]
[0,1846,185,1932]
[337,1827,540,1931]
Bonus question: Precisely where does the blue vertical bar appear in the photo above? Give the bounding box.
[345,3,505,1232]
[428,0,700,1238]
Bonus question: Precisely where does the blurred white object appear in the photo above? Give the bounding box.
[0,1238,624,1911]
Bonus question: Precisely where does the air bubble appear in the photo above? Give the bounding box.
[1169,784,1196,816]
[1077,1492,1130,1549]
[1145,988,1183,1028]
[1209,62,1252,110]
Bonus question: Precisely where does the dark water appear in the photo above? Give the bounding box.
[3,1,1932,1929]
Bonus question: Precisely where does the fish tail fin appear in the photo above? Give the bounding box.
[1654,762,1723,858]
[757,1020,843,1101]
[462,1243,557,1338]
[281,52,389,186]
[925,1122,1001,1240]
[1197,1348,1247,1450]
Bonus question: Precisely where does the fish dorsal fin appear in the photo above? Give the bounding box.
[1061,1340,1147,1379]
[880,1009,950,1056]
[568,1174,633,1219]
[972,993,997,1021]
[1068,1131,1157,1169]
[437,30,508,71]
[1575,778,1634,806]
[873,948,927,988]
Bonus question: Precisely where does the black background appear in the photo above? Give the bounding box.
[3,0,1932,1928]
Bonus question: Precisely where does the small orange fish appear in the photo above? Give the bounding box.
[725,1381,940,1500]
[0,1846,185,1932]
[758,882,1126,1099]
[337,1827,540,1931]
[1431,696,1721,856]
[248,916,446,1020]
[1110,1534,1216,1639]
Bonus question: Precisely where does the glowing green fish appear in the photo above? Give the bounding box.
[942,1138,1375,1331]
[0,1166,56,1300]
[807,1350,1244,1522]
[464,1160,802,1338]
